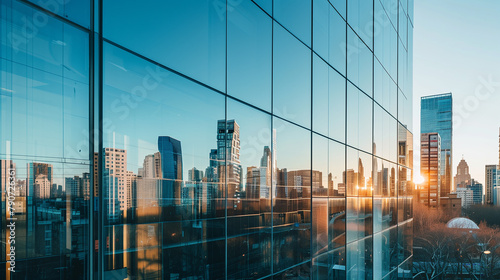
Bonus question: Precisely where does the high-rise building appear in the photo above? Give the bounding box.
[467,179,483,205]
[0,0,414,278]
[486,165,498,205]
[420,133,441,207]
[456,187,473,208]
[421,93,453,196]
[158,136,183,206]
[103,148,128,221]
[454,158,471,189]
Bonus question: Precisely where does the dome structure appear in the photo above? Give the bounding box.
[446,217,480,230]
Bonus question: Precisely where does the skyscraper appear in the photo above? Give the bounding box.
[421,93,453,196]
[158,136,183,206]
[454,158,471,189]
[485,165,498,205]
[420,133,441,207]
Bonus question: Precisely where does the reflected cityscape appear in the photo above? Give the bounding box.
[0,0,414,279]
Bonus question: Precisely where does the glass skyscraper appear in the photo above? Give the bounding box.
[420,93,453,197]
[0,0,414,279]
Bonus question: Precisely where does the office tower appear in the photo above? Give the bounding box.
[66,176,82,198]
[421,93,453,196]
[158,136,183,206]
[454,158,471,189]
[485,165,498,204]
[125,171,136,211]
[0,0,414,278]
[188,167,203,182]
[467,179,483,205]
[456,187,473,208]
[143,152,162,179]
[420,133,441,207]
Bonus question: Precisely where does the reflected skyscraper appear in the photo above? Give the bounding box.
[158,136,183,206]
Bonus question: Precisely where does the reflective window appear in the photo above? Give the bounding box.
[347,84,373,153]
[273,24,311,128]
[374,104,397,162]
[329,140,346,249]
[103,43,226,279]
[346,237,373,279]
[26,0,90,28]
[374,60,397,117]
[0,0,90,278]
[347,28,373,97]
[330,0,346,20]
[226,99,272,278]
[103,0,226,92]
[274,0,312,47]
[374,0,398,81]
[346,148,372,242]
[347,0,374,50]
[273,118,311,272]
[313,55,346,142]
[373,159,397,233]
[253,0,272,15]
[313,0,347,75]
[228,0,272,111]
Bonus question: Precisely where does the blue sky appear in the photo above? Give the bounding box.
[414,0,500,184]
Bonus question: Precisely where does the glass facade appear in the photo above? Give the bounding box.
[420,93,452,197]
[0,0,413,279]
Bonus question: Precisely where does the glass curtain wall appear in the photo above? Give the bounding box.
[0,0,414,279]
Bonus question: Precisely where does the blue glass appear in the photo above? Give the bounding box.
[273,24,311,128]
[274,0,312,47]
[103,0,226,92]
[252,0,272,15]
[374,0,398,81]
[226,99,272,278]
[0,1,90,278]
[347,84,373,153]
[330,0,346,20]
[272,117,311,272]
[347,0,374,50]
[103,42,226,278]
[313,0,346,75]
[228,0,272,111]
[347,29,373,97]
[374,104,397,162]
[26,0,90,28]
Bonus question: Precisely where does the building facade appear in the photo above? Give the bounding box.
[0,0,414,279]
[485,165,498,205]
[454,158,471,190]
[421,93,453,197]
[420,133,441,207]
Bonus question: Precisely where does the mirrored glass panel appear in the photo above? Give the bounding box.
[272,118,311,272]
[0,1,90,278]
[228,0,272,111]
[274,0,311,47]
[102,43,226,279]
[103,0,226,92]
[273,24,311,128]
[226,99,272,279]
